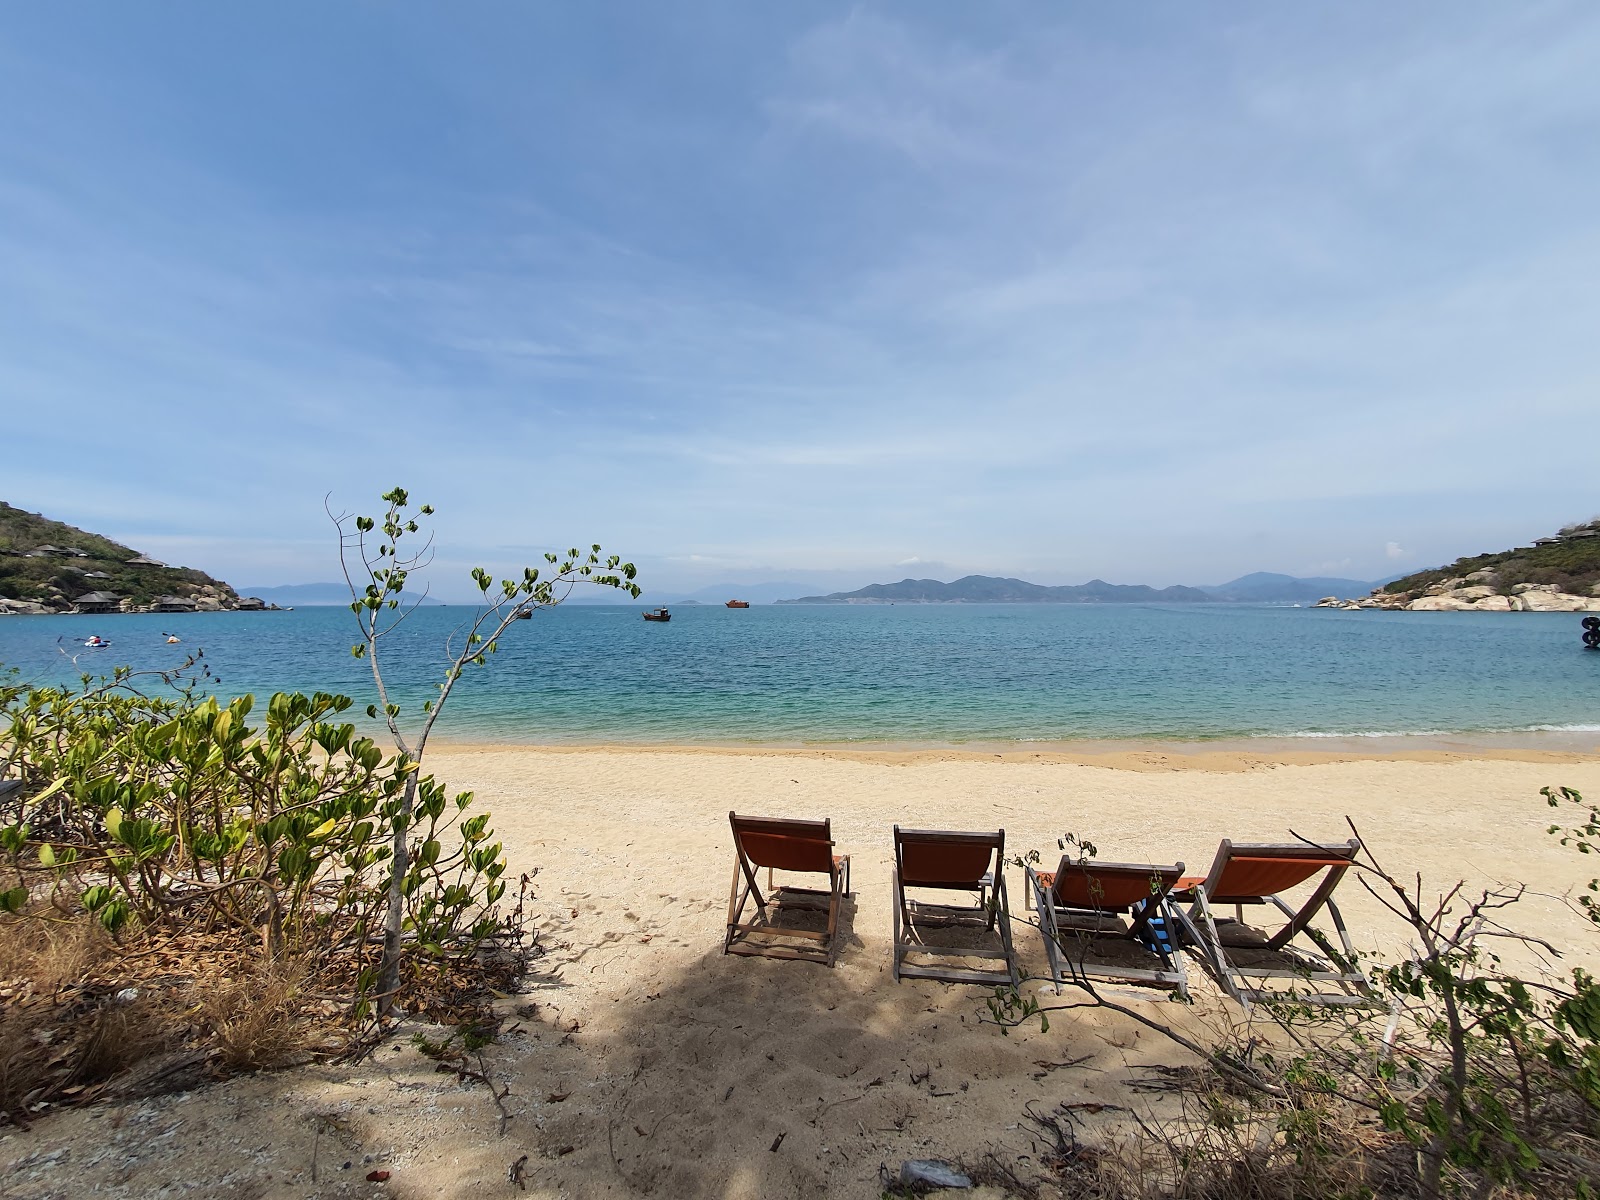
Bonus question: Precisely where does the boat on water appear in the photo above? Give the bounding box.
[725,599,750,609]
[642,607,672,622]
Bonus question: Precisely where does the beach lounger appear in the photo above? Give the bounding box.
[725,812,852,966]
[1026,857,1188,998]
[892,826,1018,987]
[1178,838,1370,1007]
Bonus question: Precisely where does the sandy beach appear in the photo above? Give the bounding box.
[5,743,1599,1199]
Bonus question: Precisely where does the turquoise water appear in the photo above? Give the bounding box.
[1,604,1597,746]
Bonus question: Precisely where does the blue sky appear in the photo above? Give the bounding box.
[3,3,1598,600]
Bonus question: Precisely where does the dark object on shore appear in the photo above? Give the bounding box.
[1583,615,1600,650]
[642,607,671,622]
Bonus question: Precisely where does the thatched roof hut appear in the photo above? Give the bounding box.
[74,591,123,614]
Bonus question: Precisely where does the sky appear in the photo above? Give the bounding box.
[3,2,1598,600]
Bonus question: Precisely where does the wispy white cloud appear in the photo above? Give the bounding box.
[2,4,1597,591]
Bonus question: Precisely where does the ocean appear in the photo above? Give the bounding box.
[1,603,1597,748]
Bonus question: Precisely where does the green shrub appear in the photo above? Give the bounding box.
[0,672,510,1019]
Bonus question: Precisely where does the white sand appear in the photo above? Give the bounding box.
[5,745,1598,1199]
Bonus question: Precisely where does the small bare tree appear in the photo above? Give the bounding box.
[332,487,638,1011]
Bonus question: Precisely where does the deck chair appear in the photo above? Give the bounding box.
[892,827,1018,987]
[1026,857,1188,998]
[1178,838,1370,1007]
[725,812,852,966]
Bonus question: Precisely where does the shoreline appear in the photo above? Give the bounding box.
[426,727,1600,771]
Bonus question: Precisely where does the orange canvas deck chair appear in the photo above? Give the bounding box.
[725,812,852,966]
[892,827,1018,987]
[1026,857,1188,998]
[1178,838,1370,1007]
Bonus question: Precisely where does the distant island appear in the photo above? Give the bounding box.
[1314,519,1600,612]
[784,575,1214,604]
[0,501,268,616]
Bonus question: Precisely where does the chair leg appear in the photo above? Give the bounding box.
[1158,898,1190,1000]
[1191,890,1248,1007]
[1030,871,1065,995]
[825,877,841,968]
[995,873,1018,986]
[724,859,745,953]
[891,870,902,982]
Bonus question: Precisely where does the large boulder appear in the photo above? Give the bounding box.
[1473,595,1513,611]
[1520,591,1600,612]
[1408,595,1474,611]
[1454,585,1497,601]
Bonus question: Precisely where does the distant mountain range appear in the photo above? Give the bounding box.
[1199,572,1393,604]
[781,572,1389,605]
[242,572,1391,608]
[783,575,1214,604]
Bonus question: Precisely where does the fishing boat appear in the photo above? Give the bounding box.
[642,607,672,622]
[725,599,750,609]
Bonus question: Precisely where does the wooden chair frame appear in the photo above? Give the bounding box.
[1179,838,1371,1008]
[725,812,851,967]
[1026,857,1188,999]
[891,826,1018,987]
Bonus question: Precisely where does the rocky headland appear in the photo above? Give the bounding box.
[0,501,274,616]
[1314,518,1600,612]
[1314,575,1600,612]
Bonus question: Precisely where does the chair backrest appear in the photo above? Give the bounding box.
[1200,839,1360,903]
[1049,858,1184,911]
[895,826,1003,888]
[729,812,835,874]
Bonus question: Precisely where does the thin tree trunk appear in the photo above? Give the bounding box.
[377,766,417,1013]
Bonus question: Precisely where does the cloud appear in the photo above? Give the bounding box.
[1385,542,1408,560]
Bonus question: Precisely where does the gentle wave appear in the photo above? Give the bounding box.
[1279,724,1600,739]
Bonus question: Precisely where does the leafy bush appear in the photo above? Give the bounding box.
[0,672,512,1019]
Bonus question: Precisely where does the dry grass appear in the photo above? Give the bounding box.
[0,911,322,1125]
[199,959,311,1070]
[0,910,103,991]
[1052,1104,1407,1200]
[0,913,175,1125]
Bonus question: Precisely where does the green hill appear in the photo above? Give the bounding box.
[1381,519,1600,597]
[0,501,238,609]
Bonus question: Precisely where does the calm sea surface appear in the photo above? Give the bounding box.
[1,604,1597,747]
